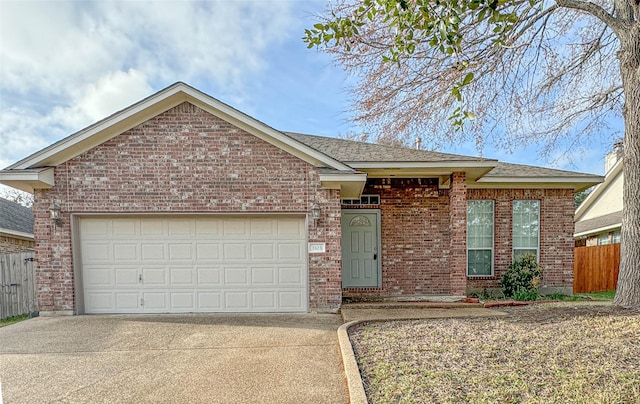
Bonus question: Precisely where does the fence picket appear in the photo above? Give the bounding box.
[573,244,620,293]
[0,251,37,319]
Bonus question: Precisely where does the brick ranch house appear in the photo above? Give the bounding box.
[0,83,601,315]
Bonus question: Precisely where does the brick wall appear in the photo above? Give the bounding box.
[466,188,575,293]
[343,177,456,298]
[33,102,342,313]
[0,235,35,253]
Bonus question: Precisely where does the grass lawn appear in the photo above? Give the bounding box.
[350,303,640,403]
[0,314,29,328]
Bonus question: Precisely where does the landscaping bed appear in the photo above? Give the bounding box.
[349,302,640,403]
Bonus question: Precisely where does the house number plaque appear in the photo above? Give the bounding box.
[308,243,326,253]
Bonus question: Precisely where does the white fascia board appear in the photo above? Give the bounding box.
[575,160,623,218]
[348,161,497,169]
[7,83,350,172]
[0,228,35,241]
[0,168,54,193]
[574,223,621,238]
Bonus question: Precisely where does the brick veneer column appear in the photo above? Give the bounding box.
[449,172,467,295]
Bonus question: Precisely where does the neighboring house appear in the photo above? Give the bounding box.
[0,83,601,315]
[575,143,623,246]
[0,197,34,253]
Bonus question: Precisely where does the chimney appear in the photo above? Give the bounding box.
[605,140,623,172]
[415,137,422,150]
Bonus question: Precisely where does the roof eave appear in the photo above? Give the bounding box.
[0,228,35,241]
[348,161,497,182]
[474,176,603,191]
[574,223,621,238]
[0,168,55,193]
[319,172,367,199]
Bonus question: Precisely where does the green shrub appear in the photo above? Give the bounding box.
[500,254,544,299]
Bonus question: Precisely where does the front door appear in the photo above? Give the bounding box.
[341,210,381,287]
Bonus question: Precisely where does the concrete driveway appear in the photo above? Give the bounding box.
[0,314,348,403]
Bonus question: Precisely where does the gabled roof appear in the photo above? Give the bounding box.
[0,82,602,195]
[0,197,34,239]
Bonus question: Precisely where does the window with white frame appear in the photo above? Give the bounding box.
[598,233,611,245]
[513,200,540,261]
[467,200,494,276]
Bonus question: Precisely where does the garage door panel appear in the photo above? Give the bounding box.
[115,267,139,286]
[225,291,249,309]
[112,220,136,236]
[223,219,248,237]
[195,219,221,236]
[252,291,276,309]
[224,267,249,285]
[170,268,194,285]
[141,244,165,260]
[250,243,275,260]
[169,243,192,260]
[116,292,140,309]
[168,220,193,237]
[278,219,305,237]
[81,216,307,313]
[113,244,137,261]
[279,291,304,309]
[142,292,167,310]
[84,267,112,286]
[223,243,248,260]
[82,243,112,262]
[278,243,303,260]
[197,267,221,285]
[197,291,222,309]
[251,267,275,285]
[142,267,167,285]
[170,292,195,310]
[279,266,303,285]
[196,243,220,259]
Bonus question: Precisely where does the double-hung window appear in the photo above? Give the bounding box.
[512,200,540,261]
[467,200,494,276]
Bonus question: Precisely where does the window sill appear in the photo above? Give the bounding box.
[467,276,496,280]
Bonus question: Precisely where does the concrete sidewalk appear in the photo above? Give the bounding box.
[0,314,348,403]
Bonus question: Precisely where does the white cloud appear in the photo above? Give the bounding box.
[0,0,297,170]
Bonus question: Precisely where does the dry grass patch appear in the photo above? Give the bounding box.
[349,303,640,403]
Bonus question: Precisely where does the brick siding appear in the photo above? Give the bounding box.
[33,102,342,313]
[0,235,35,253]
[466,188,575,293]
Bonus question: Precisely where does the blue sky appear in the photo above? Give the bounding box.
[0,0,618,191]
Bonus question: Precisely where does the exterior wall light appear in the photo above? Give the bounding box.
[310,203,321,225]
[49,203,61,226]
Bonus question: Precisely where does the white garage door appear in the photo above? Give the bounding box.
[79,216,307,314]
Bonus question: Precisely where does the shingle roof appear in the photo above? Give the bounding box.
[285,132,597,179]
[484,162,599,178]
[285,132,486,162]
[0,197,34,235]
[575,211,622,235]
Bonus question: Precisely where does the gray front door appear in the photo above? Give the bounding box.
[341,211,381,288]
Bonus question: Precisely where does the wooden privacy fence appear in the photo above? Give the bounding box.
[574,244,620,293]
[0,251,37,320]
